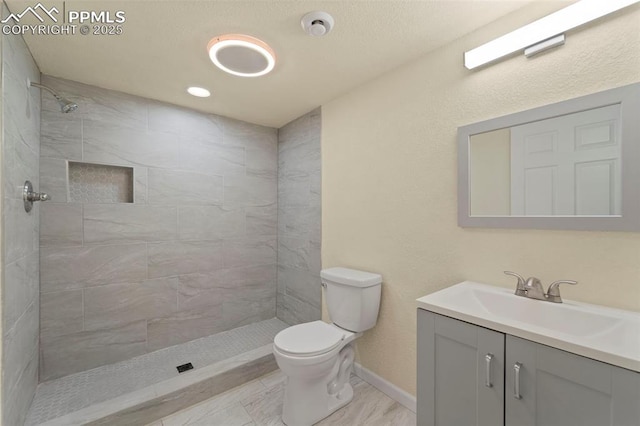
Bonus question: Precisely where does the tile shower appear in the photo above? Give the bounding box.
[1,27,321,424]
[38,75,280,381]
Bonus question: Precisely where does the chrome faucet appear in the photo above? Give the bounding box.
[504,271,577,303]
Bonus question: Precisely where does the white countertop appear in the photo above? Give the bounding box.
[417,281,640,372]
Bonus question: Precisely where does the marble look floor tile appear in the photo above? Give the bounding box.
[366,403,417,426]
[187,403,254,426]
[240,382,285,426]
[157,369,416,426]
[316,380,403,426]
[163,382,263,426]
[258,369,286,390]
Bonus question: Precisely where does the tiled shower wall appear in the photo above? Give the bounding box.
[1,16,41,426]
[39,76,278,381]
[277,108,322,324]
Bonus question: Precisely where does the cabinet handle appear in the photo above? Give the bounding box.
[485,353,494,388]
[513,362,522,399]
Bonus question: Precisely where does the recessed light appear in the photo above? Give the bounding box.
[207,34,276,77]
[187,86,211,97]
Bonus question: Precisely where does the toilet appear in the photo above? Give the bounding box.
[273,267,382,426]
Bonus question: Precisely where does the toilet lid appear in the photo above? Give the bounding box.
[274,321,346,357]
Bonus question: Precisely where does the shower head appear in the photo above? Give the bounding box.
[54,94,78,113]
[29,81,78,113]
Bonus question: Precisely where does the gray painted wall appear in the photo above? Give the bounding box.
[1,15,41,425]
[39,76,278,380]
[277,108,322,324]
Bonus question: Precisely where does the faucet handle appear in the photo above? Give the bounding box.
[546,280,578,303]
[504,271,527,296]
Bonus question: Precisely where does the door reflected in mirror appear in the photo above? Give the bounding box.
[469,104,621,217]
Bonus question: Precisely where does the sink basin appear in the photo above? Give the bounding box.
[472,287,622,337]
[417,281,640,372]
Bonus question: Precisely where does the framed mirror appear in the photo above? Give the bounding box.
[458,83,640,231]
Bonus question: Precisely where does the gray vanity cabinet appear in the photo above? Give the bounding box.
[418,309,640,426]
[505,335,640,426]
[417,309,505,426]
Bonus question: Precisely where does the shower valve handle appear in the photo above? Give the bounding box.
[23,180,50,212]
[26,191,50,202]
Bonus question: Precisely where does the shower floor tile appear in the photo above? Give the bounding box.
[25,318,288,426]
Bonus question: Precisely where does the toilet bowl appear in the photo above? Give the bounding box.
[273,321,361,426]
[273,267,382,426]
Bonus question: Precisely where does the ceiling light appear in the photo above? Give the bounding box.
[464,0,640,69]
[207,34,276,77]
[187,86,211,97]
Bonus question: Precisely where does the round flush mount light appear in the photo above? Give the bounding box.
[207,34,276,77]
[187,86,211,97]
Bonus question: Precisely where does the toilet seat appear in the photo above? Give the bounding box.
[274,321,347,357]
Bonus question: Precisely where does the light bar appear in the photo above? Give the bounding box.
[464,0,640,70]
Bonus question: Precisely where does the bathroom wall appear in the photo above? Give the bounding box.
[1,10,41,425]
[469,128,510,216]
[39,76,278,381]
[277,108,322,325]
[322,2,640,396]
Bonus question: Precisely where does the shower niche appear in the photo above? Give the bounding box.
[68,162,134,203]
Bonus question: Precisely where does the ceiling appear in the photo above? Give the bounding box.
[7,0,542,127]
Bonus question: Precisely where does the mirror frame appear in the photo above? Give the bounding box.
[458,83,640,231]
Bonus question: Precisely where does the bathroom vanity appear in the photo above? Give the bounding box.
[416,282,640,426]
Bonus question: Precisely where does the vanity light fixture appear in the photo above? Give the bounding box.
[187,86,211,97]
[207,34,276,77]
[464,0,640,69]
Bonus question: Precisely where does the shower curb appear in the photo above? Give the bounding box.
[35,344,277,426]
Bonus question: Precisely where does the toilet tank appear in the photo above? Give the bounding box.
[321,267,382,332]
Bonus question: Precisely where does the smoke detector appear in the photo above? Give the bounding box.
[301,11,334,37]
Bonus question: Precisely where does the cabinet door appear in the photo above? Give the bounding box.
[417,309,505,426]
[506,335,640,426]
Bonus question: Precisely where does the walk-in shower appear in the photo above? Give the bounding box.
[1,67,321,424]
[29,81,78,113]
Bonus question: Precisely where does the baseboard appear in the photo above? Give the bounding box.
[353,363,416,413]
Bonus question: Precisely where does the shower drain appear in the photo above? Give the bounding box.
[176,362,194,373]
